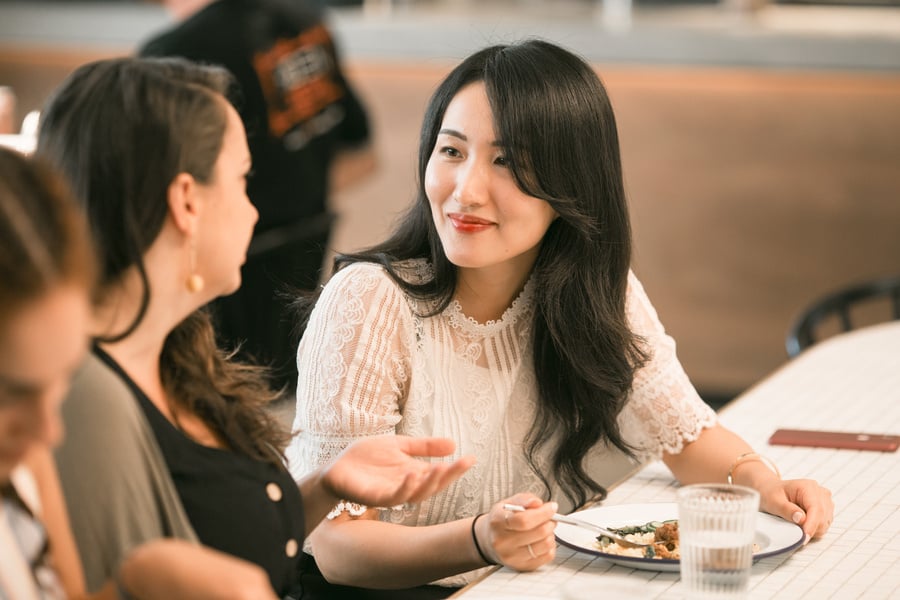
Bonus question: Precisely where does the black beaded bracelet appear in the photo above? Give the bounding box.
[471,513,496,566]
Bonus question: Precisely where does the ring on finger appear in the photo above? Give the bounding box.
[527,543,537,559]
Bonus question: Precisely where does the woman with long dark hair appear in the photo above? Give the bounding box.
[35,57,472,598]
[287,39,833,591]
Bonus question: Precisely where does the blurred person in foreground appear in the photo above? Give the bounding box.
[139,0,377,394]
[0,146,282,600]
[35,56,471,598]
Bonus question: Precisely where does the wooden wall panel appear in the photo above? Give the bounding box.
[4,50,898,397]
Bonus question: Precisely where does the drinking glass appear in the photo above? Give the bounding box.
[677,483,760,598]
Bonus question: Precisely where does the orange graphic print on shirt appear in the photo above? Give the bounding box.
[253,24,344,142]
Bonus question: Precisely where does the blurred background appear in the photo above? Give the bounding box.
[1,0,898,407]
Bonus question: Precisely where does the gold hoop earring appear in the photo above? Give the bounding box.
[186,240,205,293]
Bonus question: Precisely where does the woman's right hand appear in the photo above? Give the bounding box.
[321,435,475,508]
[475,493,558,571]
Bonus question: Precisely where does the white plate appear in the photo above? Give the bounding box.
[555,502,805,572]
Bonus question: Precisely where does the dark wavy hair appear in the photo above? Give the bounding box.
[299,39,648,507]
[35,57,287,464]
[0,148,94,323]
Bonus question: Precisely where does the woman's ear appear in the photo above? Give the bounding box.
[167,172,201,235]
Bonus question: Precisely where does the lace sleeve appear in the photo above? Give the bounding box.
[286,263,413,485]
[617,271,717,460]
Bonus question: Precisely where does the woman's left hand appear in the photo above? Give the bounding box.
[663,425,834,543]
[756,478,834,542]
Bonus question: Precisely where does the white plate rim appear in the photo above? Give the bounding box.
[554,502,805,572]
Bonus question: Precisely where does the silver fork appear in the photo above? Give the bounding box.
[503,503,654,549]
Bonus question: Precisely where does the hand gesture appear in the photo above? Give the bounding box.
[321,435,475,507]
[757,477,834,542]
[475,493,558,571]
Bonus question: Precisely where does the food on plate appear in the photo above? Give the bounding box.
[595,519,680,559]
[595,519,761,560]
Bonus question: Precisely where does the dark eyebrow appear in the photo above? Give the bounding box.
[437,128,504,148]
[0,372,37,396]
[0,350,87,397]
[438,128,466,141]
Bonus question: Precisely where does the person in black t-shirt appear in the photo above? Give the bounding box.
[140,0,376,394]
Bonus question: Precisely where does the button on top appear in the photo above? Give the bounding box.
[285,538,298,558]
[266,482,283,502]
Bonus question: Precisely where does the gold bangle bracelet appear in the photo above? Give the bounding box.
[727,452,781,485]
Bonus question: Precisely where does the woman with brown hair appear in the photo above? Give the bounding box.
[35,56,472,598]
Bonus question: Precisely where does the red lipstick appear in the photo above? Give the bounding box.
[448,213,494,233]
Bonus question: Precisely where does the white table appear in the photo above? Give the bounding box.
[453,321,900,599]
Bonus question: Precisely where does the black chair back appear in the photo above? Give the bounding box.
[785,274,900,357]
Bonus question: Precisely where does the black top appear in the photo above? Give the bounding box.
[139,0,370,232]
[93,347,306,596]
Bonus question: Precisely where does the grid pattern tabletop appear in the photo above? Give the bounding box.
[453,321,900,599]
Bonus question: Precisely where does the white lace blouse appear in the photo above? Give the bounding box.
[287,259,716,586]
